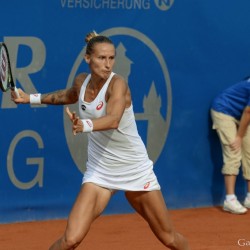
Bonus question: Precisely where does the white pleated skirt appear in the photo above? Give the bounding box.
[82,162,161,191]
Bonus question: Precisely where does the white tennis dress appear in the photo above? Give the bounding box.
[79,72,160,191]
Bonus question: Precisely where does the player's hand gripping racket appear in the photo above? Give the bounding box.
[0,42,20,98]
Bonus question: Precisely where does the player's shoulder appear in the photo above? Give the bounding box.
[70,73,89,91]
[108,73,129,96]
[75,73,88,82]
[111,73,127,85]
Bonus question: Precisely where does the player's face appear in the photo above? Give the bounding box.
[86,43,116,79]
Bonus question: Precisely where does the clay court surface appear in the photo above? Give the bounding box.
[0,206,249,250]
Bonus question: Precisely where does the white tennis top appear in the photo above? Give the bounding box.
[78,72,160,191]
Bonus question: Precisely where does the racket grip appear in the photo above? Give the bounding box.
[13,86,20,98]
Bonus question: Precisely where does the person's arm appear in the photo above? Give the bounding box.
[93,76,130,130]
[230,106,250,151]
[11,74,85,105]
[66,76,131,134]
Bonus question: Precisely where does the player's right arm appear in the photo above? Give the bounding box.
[11,73,86,105]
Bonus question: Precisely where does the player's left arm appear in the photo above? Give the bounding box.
[11,73,84,105]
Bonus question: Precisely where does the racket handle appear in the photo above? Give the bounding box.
[13,86,20,98]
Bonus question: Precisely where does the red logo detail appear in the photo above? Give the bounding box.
[144,182,150,190]
[86,120,93,128]
[96,101,104,110]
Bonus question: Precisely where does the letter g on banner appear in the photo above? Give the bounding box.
[64,27,172,173]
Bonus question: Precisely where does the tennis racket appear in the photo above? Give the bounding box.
[0,42,19,97]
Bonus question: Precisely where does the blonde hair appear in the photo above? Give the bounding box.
[84,30,114,55]
[84,30,99,43]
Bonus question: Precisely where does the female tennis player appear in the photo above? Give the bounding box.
[12,31,190,250]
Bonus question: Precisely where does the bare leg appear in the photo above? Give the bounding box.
[125,190,190,250]
[224,175,237,195]
[49,183,112,250]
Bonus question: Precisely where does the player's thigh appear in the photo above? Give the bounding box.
[66,183,113,240]
[125,190,174,233]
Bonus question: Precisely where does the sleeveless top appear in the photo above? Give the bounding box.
[78,72,160,191]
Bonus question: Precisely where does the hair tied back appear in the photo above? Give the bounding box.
[85,30,99,43]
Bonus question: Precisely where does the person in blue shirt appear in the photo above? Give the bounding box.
[211,77,250,214]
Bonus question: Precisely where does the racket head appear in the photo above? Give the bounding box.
[0,42,11,92]
[0,43,15,92]
[0,42,19,97]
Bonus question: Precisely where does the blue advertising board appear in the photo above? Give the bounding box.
[1,0,250,223]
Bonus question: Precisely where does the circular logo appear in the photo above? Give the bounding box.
[154,0,174,11]
[64,28,172,173]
